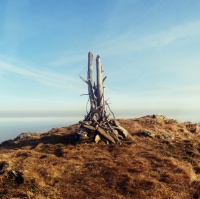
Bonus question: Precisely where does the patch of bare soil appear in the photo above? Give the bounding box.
[0,115,200,199]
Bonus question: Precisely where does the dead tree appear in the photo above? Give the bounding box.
[78,52,128,144]
[87,52,96,112]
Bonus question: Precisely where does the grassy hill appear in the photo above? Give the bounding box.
[0,115,200,199]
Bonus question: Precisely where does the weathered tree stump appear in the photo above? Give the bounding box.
[78,52,128,144]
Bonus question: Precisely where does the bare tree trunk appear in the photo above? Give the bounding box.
[87,52,96,111]
[96,55,104,107]
[77,52,129,145]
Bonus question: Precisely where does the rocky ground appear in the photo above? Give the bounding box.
[0,115,200,199]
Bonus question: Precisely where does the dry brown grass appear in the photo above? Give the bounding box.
[0,115,200,198]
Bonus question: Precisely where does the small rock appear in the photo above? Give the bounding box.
[14,132,37,140]
[0,161,9,174]
[77,128,90,140]
[95,134,101,143]
[162,134,174,140]
[156,134,174,141]
[8,170,24,184]
[136,131,155,138]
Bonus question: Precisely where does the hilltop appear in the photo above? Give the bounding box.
[0,115,200,199]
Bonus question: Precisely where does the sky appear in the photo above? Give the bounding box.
[0,0,200,122]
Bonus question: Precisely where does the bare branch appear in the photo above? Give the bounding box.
[105,101,115,118]
[79,75,88,84]
[80,94,89,96]
[102,76,107,83]
[86,97,89,114]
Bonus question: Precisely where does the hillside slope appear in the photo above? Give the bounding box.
[0,115,200,199]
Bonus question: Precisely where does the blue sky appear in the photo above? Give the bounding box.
[0,0,200,121]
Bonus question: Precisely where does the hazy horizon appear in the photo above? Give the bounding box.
[0,109,199,143]
[0,108,199,121]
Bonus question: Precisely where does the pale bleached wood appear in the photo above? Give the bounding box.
[96,126,116,144]
[96,55,104,107]
[87,52,96,111]
[77,52,129,145]
[113,126,128,138]
[79,75,87,84]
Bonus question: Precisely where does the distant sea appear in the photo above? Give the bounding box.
[0,112,199,143]
[0,116,81,143]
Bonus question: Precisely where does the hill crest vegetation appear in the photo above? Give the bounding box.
[0,115,200,198]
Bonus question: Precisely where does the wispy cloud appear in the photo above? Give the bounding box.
[143,20,200,47]
[92,20,200,57]
[0,58,83,92]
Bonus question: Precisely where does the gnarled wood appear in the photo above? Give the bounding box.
[113,126,128,138]
[88,52,96,111]
[96,55,104,107]
[78,52,129,144]
[96,126,116,144]
[81,124,96,131]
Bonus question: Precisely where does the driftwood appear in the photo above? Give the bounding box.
[77,52,128,144]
